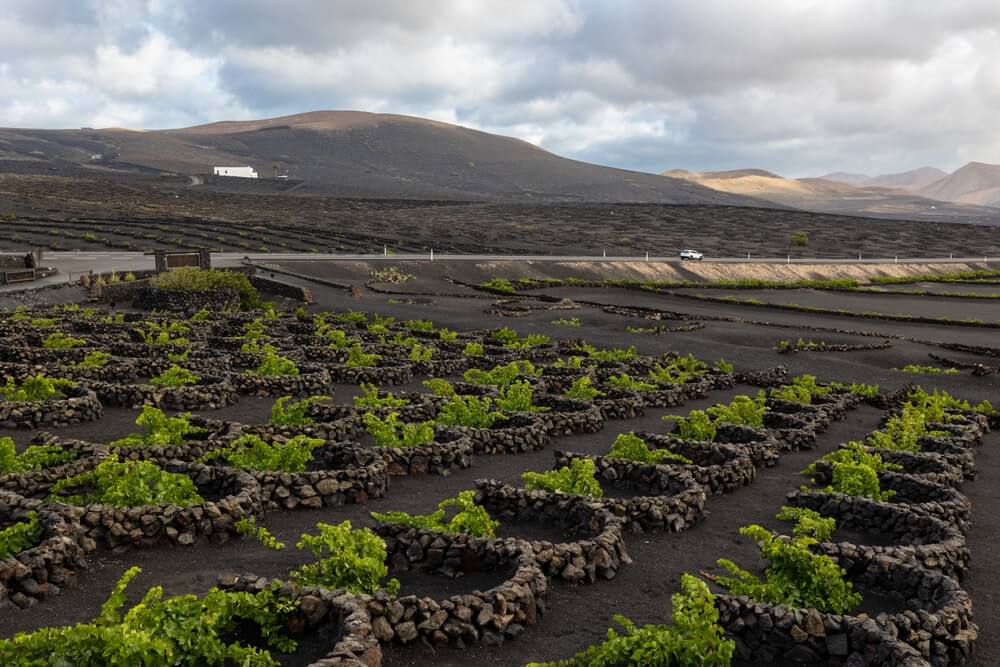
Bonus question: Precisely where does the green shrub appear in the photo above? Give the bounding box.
[268,395,329,426]
[776,506,835,541]
[663,410,717,441]
[495,381,549,412]
[234,516,285,550]
[435,394,503,428]
[716,524,861,613]
[552,317,581,327]
[438,328,459,342]
[372,490,499,537]
[363,412,436,447]
[333,310,368,325]
[405,319,436,333]
[253,349,300,376]
[523,458,603,497]
[865,404,928,452]
[150,365,200,387]
[290,520,399,595]
[188,308,210,321]
[830,381,880,399]
[714,358,735,373]
[463,360,539,386]
[894,364,960,375]
[604,373,657,392]
[479,278,516,293]
[110,406,205,447]
[608,433,691,464]
[578,344,638,363]
[553,356,585,369]
[49,455,204,507]
[526,574,733,667]
[0,511,43,559]
[706,394,767,427]
[150,267,261,309]
[0,375,75,401]
[354,383,409,408]
[201,434,323,472]
[0,566,298,664]
[408,343,434,362]
[74,351,111,368]
[43,332,86,349]
[462,341,484,357]
[647,355,709,385]
[345,343,381,367]
[422,378,457,397]
[818,461,895,501]
[789,231,810,246]
[0,437,77,473]
[564,376,605,400]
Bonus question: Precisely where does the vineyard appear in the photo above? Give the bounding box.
[0,278,995,666]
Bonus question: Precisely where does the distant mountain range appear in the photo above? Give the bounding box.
[0,110,765,206]
[665,162,1000,223]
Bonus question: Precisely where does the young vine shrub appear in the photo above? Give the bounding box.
[353,383,409,408]
[0,511,43,559]
[201,434,323,472]
[463,360,539,386]
[49,455,205,507]
[495,381,549,412]
[607,433,692,465]
[803,441,901,477]
[663,410,717,442]
[422,378,457,397]
[149,365,200,387]
[0,437,77,473]
[479,278,517,293]
[526,573,734,667]
[865,404,928,452]
[775,506,836,541]
[822,462,895,501]
[345,343,381,367]
[267,395,329,427]
[435,394,503,428]
[363,412,436,447]
[716,524,861,614]
[43,332,86,349]
[291,520,400,595]
[603,373,657,392]
[706,394,767,427]
[522,458,603,498]
[0,565,299,664]
[408,343,434,362]
[75,351,112,368]
[564,376,605,400]
[234,516,285,550]
[252,349,300,377]
[462,341,485,357]
[0,375,75,401]
[372,490,499,537]
[110,406,205,447]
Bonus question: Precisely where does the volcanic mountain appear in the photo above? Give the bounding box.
[0,111,766,205]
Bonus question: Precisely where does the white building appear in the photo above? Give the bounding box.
[213,166,258,178]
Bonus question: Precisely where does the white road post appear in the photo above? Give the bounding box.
[383,244,387,256]
[645,251,649,262]
[786,254,790,264]
[430,248,434,261]
[603,248,606,258]
[895,256,898,264]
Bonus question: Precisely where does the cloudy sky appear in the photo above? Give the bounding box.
[2,1,999,177]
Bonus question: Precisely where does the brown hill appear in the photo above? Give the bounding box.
[663,168,1000,224]
[917,162,1000,207]
[0,111,767,205]
[821,167,947,191]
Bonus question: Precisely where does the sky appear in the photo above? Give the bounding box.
[2,0,1000,178]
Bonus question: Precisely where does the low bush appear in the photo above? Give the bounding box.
[268,395,329,426]
[435,394,503,428]
[707,394,767,427]
[0,511,43,559]
[354,383,409,408]
[716,524,861,614]
[201,434,323,472]
[363,412,436,448]
[345,343,381,367]
[463,360,539,386]
[111,406,205,447]
[894,364,960,375]
[372,490,499,537]
[604,373,657,392]
[43,332,86,349]
[576,343,638,363]
[0,375,75,401]
[564,376,605,400]
[462,341,485,357]
[663,410,717,441]
[479,278,517,293]
[522,458,603,497]
[526,574,733,667]
[608,433,691,464]
[0,566,298,664]
[408,343,435,362]
[776,506,835,541]
[552,317,581,327]
[290,520,399,595]
[234,516,286,550]
[405,319,436,333]
[0,437,77,472]
[333,310,368,325]
[422,378,457,397]
[150,365,200,387]
[49,455,204,507]
[496,381,549,412]
[150,267,261,309]
[252,349,300,377]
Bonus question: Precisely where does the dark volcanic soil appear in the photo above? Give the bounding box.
[2,265,999,666]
